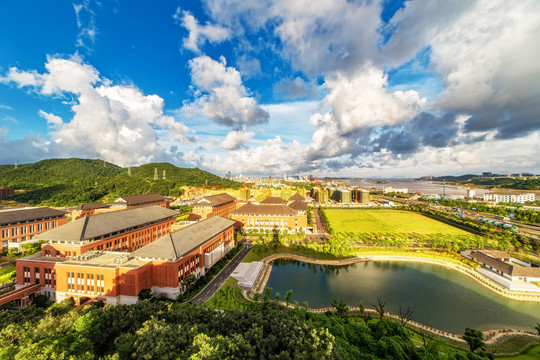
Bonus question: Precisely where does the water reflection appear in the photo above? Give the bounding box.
[266,260,540,333]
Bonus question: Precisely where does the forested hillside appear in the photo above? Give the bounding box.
[0,158,240,206]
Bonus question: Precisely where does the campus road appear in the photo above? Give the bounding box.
[191,243,253,304]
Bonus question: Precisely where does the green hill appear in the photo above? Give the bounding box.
[0,158,240,206]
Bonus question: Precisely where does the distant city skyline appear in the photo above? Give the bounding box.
[1,0,539,178]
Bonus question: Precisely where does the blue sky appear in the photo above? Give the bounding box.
[1,0,540,177]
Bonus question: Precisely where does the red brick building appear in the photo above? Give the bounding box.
[0,207,68,250]
[12,215,234,305]
[190,193,237,220]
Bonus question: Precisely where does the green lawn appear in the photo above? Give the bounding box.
[495,344,540,359]
[0,265,16,284]
[205,277,256,311]
[325,209,469,235]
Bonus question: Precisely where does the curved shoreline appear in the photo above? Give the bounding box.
[256,253,540,303]
[250,252,540,345]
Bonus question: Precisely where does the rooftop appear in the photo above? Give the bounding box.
[133,216,235,261]
[60,251,149,269]
[289,193,305,202]
[113,193,166,206]
[193,193,236,207]
[260,196,287,205]
[73,202,112,211]
[231,204,297,216]
[0,207,67,226]
[33,206,178,243]
[288,200,307,212]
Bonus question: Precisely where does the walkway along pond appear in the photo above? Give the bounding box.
[261,256,540,334]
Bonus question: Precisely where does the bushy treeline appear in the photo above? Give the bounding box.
[469,177,540,190]
[427,198,540,224]
[0,300,491,360]
[0,158,240,206]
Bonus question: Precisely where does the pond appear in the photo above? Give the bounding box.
[265,260,540,333]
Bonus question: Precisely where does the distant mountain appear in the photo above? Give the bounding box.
[423,174,480,182]
[0,158,240,206]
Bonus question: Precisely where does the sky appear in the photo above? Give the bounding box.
[1,0,539,178]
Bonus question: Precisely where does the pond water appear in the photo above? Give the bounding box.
[266,260,540,333]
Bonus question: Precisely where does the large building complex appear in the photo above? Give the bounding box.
[12,206,178,304]
[0,207,68,250]
[190,193,237,220]
[483,192,535,204]
[10,215,235,306]
[230,203,307,232]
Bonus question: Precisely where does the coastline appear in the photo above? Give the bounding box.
[255,253,540,303]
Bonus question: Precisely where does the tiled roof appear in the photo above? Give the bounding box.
[288,200,307,211]
[260,196,287,205]
[113,193,166,206]
[289,193,305,201]
[73,203,111,211]
[470,252,513,274]
[0,207,67,226]
[193,193,236,207]
[133,216,235,260]
[477,250,510,259]
[33,206,177,243]
[231,204,297,216]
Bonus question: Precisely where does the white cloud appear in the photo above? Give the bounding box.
[204,0,383,76]
[183,55,269,126]
[221,127,255,150]
[305,66,426,159]
[2,56,192,167]
[0,67,44,87]
[201,136,311,175]
[73,0,97,50]
[174,8,230,53]
[38,110,63,127]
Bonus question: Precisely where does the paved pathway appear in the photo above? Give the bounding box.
[191,243,252,304]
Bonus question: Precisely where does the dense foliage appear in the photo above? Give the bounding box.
[425,198,540,225]
[0,158,240,206]
[468,177,540,190]
[0,300,491,360]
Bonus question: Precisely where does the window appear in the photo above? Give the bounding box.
[38,223,43,231]
[29,225,35,233]
[53,221,58,228]
[77,273,84,292]
[21,226,27,235]
[45,249,51,257]
[45,222,51,230]
[11,228,18,236]
[96,274,104,294]
[87,274,94,293]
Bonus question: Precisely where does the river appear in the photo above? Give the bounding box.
[266,260,540,333]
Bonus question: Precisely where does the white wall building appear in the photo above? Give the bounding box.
[483,193,535,204]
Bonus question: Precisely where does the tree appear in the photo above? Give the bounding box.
[398,304,413,326]
[181,274,197,294]
[262,287,273,303]
[358,301,372,324]
[331,298,349,318]
[274,292,281,303]
[138,288,153,301]
[372,297,386,319]
[462,327,485,352]
[284,289,293,306]
[535,323,540,335]
[6,248,19,262]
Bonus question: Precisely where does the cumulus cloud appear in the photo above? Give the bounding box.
[2,56,192,167]
[305,66,426,160]
[183,55,269,126]
[174,8,230,53]
[201,136,315,175]
[221,127,255,150]
[204,0,383,76]
[385,0,540,140]
[274,77,318,100]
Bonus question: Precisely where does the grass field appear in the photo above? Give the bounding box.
[0,265,16,284]
[325,209,469,235]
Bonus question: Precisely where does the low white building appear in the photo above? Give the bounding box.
[483,193,535,204]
